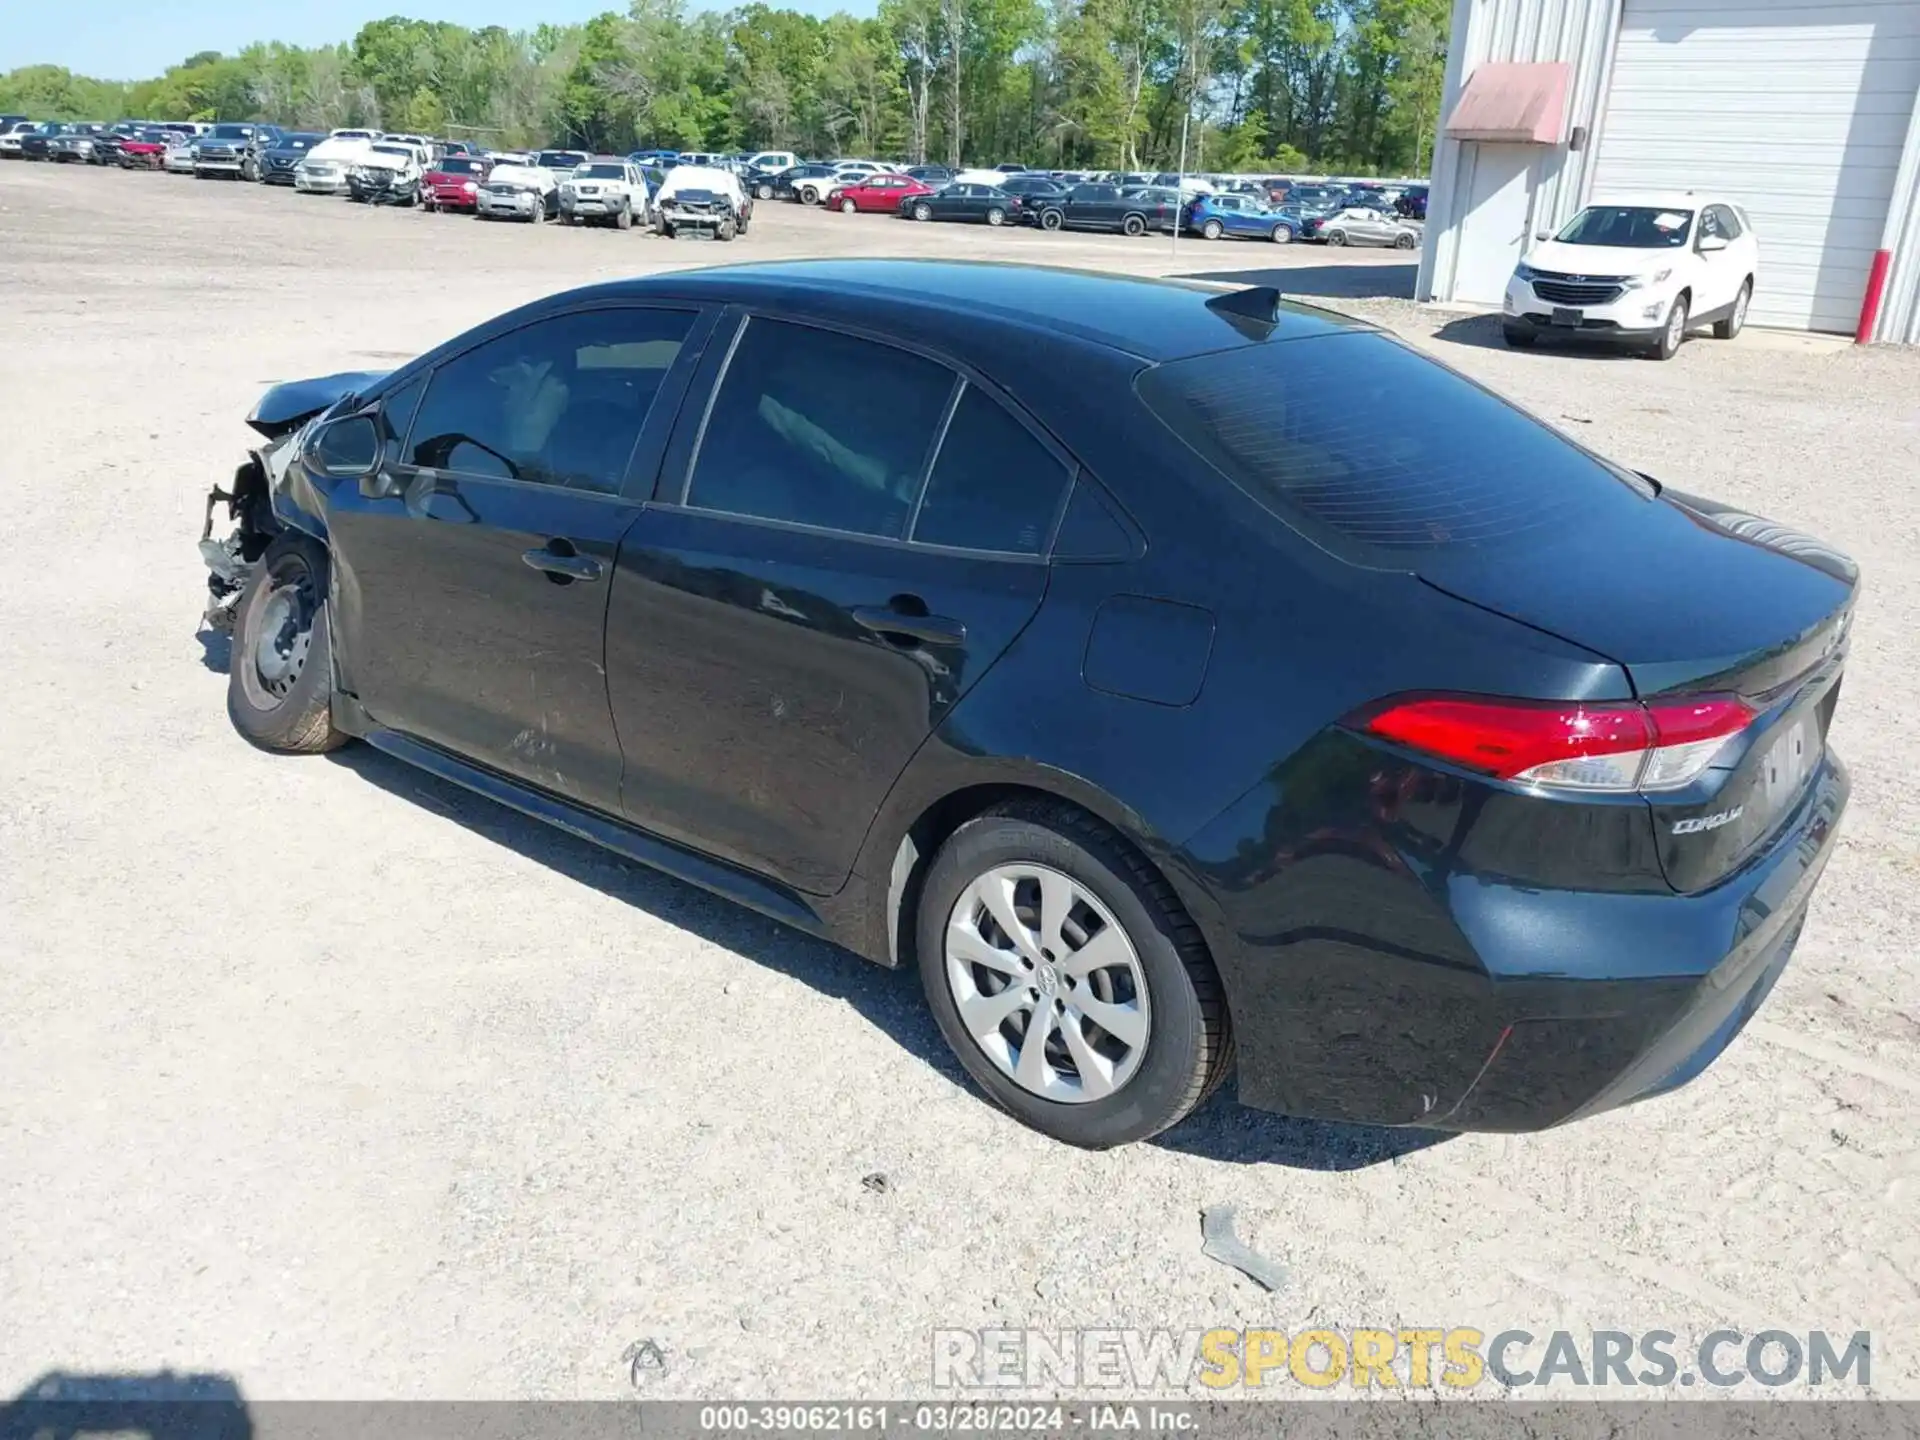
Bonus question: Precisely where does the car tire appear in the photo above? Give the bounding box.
[916,801,1233,1149]
[1039,209,1063,231]
[718,218,737,242]
[986,206,1006,227]
[913,202,933,222]
[617,204,633,230]
[1270,223,1293,244]
[226,534,348,756]
[800,185,819,205]
[1122,214,1146,237]
[1714,280,1752,340]
[1326,229,1347,246]
[756,181,774,200]
[1202,218,1224,241]
[1394,231,1417,249]
[840,198,857,214]
[1652,292,1689,360]
[1501,320,1537,349]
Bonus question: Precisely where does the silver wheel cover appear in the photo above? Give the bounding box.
[944,864,1150,1103]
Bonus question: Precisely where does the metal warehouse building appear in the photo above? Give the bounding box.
[1417,0,1920,342]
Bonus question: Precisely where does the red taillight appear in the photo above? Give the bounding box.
[1351,694,1755,793]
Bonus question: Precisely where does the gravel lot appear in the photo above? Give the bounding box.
[2,161,1918,1403]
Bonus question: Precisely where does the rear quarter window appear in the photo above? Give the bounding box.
[1135,332,1657,563]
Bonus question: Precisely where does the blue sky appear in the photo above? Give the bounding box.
[2,0,874,80]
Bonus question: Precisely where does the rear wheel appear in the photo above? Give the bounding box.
[1326,228,1348,246]
[1201,218,1224,241]
[1652,293,1689,360]
[917,802,1233,1149]
[1270,223,1293,244]
[1714,279,1752,339]
[800,185,819,205]
[755,181,774,200]
[986,206,1006,227]
[1121,213,1146,237]
[1394,231,1417,249]
[226,534,348,755]
[1039,209,1063,231]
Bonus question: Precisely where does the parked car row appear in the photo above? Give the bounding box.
[805,166,1425,249]
[3,120,756,242]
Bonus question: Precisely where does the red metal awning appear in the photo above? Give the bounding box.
[1444,61,1571,145]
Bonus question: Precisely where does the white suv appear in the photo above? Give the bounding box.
[1503,194,1759,359]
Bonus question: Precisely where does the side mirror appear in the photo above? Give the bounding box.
[307,414,379,480]
[1699,234,1729,252]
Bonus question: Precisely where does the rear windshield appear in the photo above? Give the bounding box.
[1135,332,1656,560]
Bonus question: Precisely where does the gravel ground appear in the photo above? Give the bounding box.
[2,161,1918,1404]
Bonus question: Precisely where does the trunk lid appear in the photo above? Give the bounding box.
[1416,490,1855,893]
[1133,329,1858,893]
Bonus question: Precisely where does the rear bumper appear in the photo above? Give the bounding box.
[295,172,345,192]
[1185,747,1848,1132]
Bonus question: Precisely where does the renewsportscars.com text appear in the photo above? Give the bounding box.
[932,1327,1872,1391]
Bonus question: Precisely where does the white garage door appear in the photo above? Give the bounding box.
[1590,0,1920,332]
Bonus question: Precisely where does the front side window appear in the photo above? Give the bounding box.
[913,386,1070,555]
[686,318,954,539]
[1556,205,1694,248]
[406,308,695,493]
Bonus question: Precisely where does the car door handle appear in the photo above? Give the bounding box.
[852,605,965,647]
[522,545,602,583]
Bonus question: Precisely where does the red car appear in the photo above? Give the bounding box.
[118,132,172,170]
[827,174,932,214]
[421,155,494,212]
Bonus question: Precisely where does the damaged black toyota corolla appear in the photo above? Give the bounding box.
[199,260,1855,1149]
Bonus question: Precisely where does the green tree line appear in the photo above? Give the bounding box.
[0,0,1447,174]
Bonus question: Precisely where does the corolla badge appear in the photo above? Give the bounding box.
[1673,807,1743,835]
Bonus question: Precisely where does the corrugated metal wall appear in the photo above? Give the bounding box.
[1420,0,1920,342]
[1418,0,1621,304]
[1877,93,1920,343]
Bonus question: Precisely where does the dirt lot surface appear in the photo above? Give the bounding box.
[2,161,1918,1403]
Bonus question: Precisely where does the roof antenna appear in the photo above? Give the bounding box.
[1205,286,1283,322]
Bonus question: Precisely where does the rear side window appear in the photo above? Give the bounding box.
[913,386,1070,555]
[1136,333,1657,560]
[687,318,955,539]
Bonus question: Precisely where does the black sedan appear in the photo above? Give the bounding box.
[772,162,838,204]
[259,131,325,185]
[200,260,1853,1149]
[19,124,68,160]
[899,181,1024,226]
